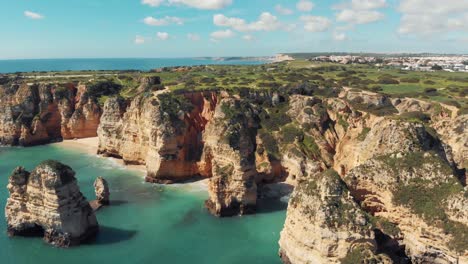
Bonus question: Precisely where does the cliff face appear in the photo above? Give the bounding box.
[203,98,259,216]
[0,81,101,146]
[279,170,384,264]
[5,161,99,247]
[345,152,467,263]
[278,89,468,264]
[98,91,217,183]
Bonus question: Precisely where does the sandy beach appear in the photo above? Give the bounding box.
[52,138,209,189]
[52,137,147,174]
[53,137,100,155]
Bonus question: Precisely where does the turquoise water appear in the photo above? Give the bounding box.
[0,58,265,73]
[0,145,287,264]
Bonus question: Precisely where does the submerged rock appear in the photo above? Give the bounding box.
[5,160,99,247]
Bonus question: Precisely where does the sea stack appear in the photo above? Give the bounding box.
[94,177,110,205]
[5,160,99,247]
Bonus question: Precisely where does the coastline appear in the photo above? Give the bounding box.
[51,137,210,190]
[51,137,147,174]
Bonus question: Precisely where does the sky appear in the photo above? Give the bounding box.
[0,0,468,59]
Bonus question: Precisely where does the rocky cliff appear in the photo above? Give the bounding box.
[278,89,467,264]
[203,98,259,216]
[0,81,101,146]
[97,91,217,183]
[5,160,99,247]
[279,169,386,264]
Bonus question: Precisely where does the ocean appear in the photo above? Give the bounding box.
[0,145,287,264]
[0,58,266,74]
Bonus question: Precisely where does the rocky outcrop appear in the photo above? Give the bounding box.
[0,81,101,146]
[94,177,110,205]
[203,98,259,216]
[345,152,467,263]
[279,169,385,264]
[97,91,217,183]
[5,160,99,247]
[59,84,102,139]
[277,89,467,264]
[433,114,467,174]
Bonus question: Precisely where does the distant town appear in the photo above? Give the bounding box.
[307,54,468,72]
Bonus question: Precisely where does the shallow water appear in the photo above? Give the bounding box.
[0,145,287,264]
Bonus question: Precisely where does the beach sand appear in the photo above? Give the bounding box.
[53,137,100,155]
[52,137,147,174]
[52,137,209,189]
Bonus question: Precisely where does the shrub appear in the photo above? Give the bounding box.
[157,93,193,123]
[281,124,303,144]
[423,80,436,85]
[357,127,371,141]
[400,77,420,83]
[300,134,320,158]
[378,77,399,85]
[396,111,431,123]
[88,80,123,99]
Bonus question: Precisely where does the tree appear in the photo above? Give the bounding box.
[431,65,443,71]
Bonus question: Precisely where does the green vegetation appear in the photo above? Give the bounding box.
[394,111,431,123]
[357,127,371,141]
[368,215,401,237]
[88,80,123,99]
[393,177,467,252]
[299,134,320,158]
[376,152,467,252]
[259,102,292,132]
[157,93,193,124]
[280,124,302,144]
[394,177,463,221]
[341,245,380,264]
[337,114,349,130]
[7,58,466,110]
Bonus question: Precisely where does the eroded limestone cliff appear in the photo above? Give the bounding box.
[98,91,217,183]
[0,81,101,146]
[278,89,467,264]
[5,160,99,247]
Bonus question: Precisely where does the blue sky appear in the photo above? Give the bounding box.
[0,0,467,59]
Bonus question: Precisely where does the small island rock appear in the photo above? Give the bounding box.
[94,177,110,205]
[5,160,99,247]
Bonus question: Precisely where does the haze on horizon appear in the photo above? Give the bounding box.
[1,0,467,60]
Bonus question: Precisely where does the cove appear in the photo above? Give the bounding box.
[0,145,287,264]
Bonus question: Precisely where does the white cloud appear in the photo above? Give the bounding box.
[398,0,468,35]
[168,0,232,10]
[24,11,44,20]
[275,5,293,15]
[296,0,314,12]
[187,33,201,41]
[141,0,165,7]
[213,12,293,32]
[300,16,331,32]
[157,32,170,40]
[210,29,235,39]
[336,9,384,24]
[333,32,347,41]
[135,35,146,44]
[350,0,386,10]
[334,0,386,25]
[242,34,254,41]
[143,16,183,26]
